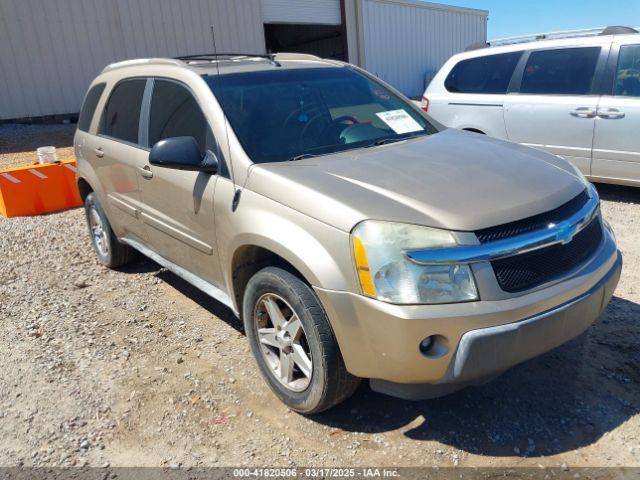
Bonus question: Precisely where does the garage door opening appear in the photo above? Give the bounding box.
[264,23,346,61]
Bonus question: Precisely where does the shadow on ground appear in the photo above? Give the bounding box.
[596,183,640,205]
[314,295,640,457]
[119,257,243,333]
[142,252,639,457]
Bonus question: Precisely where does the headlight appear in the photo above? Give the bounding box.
[352,221,479,304]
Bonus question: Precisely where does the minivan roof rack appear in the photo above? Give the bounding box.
[464,41,489,51]
[488,25,639,47]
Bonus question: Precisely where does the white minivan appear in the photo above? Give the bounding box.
[423,26,640,187]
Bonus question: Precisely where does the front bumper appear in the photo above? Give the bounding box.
[314,226,621,397]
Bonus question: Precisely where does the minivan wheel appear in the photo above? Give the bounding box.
[84,192,135,268]
[243,267,360,414]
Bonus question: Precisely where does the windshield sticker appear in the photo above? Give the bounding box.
[375,110,424,135]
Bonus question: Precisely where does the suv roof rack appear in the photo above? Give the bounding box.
[175,53,274,62]
[488,25,639,47]
[174,52,283,67]
[272,52,322,61]
[102,57,183,73]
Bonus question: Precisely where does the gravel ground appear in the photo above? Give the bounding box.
[0,124,75,169]
[0,184,638,468]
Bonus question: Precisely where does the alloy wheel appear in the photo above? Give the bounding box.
[254,293,313,392]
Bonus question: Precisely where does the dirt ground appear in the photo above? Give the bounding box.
[0,126,639,468]
[0,124,75,168]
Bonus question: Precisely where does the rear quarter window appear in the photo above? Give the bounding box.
[445,51,522,94]
[77,83,106,132]
[99,79,147,144]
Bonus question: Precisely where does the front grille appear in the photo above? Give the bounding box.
[490,217,603,293]
[476,189,590,244]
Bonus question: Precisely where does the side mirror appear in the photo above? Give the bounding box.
[149,136,218,174]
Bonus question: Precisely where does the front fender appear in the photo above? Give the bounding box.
[218,187,357,309]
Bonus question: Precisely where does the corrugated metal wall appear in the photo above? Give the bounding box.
[261,0,341,25]
[0,0,266,120]
[361,0,487,97]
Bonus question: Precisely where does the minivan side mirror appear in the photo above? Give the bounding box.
[149,136,218,174]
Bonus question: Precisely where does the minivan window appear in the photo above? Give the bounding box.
[614,44,640,97]
[99,79,146,144]
[207,67,436,164]
[444,52,522,94]
[148,80,210,151]
[78,83,106,132]
[520,47,601,95]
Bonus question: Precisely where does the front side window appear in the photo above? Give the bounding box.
[614,44,640,97]
[99,79,146,144]
[520,47,601,95]
[148,80,211,151]
[445,52,522,94]
[206,67,436,164]
[78,83,106,132]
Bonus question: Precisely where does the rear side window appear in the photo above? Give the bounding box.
[444,52,522,94]
[99,79,146,144]
[78,83,105,132]
[614,44,640,97]
[520,47,601,95]
[148,79,210,152]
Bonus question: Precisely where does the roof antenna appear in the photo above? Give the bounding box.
[211,25,241,211]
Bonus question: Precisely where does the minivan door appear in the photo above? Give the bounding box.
[94,78,150,242]
[592,42,640,184]
[503,45,609,175]
[138,78,226,289]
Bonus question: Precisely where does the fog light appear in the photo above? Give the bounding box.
[419,336,434,354]
[419,335,449,359]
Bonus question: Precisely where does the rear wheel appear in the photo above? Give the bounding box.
[84,192,135,268]
[243,267,360,414]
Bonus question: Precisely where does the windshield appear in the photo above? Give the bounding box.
[206,67,436,164]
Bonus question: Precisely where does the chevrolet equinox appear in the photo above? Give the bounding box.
[74,53,622,413]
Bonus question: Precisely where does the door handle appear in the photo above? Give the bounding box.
[94,148,104,158]
[570,107,597,118]
[140,165,153,179]
[597,108,625,119]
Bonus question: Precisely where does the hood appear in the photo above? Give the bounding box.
[246,129,586,233]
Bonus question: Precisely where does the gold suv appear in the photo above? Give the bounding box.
[75,53,621,413]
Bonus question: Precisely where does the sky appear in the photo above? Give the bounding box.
[439,0,640,40]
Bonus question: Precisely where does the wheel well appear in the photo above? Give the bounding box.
[77,178,93,201]
[462,128,486,135]
[232,246,309,317]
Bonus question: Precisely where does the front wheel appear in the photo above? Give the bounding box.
[84,192,135,268]
[243,267,360,414]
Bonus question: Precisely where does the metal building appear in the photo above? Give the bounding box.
[0,0,487,120]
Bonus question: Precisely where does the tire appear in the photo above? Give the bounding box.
[243,267,360,414]
[84,192,135,268]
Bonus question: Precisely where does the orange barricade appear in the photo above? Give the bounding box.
[0,159,82,218]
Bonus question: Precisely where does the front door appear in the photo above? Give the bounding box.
[138,78,225,288]
[592,42,640,185]
[503,45,607,175]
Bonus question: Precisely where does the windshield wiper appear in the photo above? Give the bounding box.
[288,153,322,161]
[365,137,405,148]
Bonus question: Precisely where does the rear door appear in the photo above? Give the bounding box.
[503,44,609,175]
[592,41,640,184]
[94,78,150,241]
[139,78,226,288]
